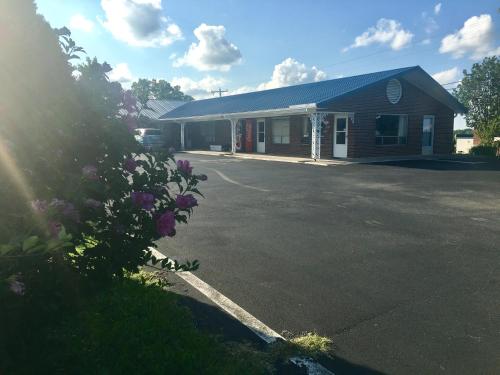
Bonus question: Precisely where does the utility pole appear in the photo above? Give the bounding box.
[211,88,228,97]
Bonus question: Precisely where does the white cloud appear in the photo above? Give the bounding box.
[100,0,182,47]
[174,23,241,71]
[432,67,461,86]
[109,63,134,84]
[434,3,442,15]
[439,14,500,60]
[343,18,413,51]
[69,14,94,33]
[421,11,438,34]
[421,38,432,45]
[257,58,327,90]
[228,86,256,95]
[171,76,227,99]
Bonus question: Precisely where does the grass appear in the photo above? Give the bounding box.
[0,271,334,374]
[269,332,335,363]
[1,273,270,374]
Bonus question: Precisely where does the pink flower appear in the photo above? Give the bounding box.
[48,221,62,238]
[124,158,137,173]
[176,160,193,175]
[8,275,25,296]
[156,211,176,237]
[176,194,198,209]
[50,199,80,222]
[82,165,98,180]
[131,192,155,211]
[31,199,48,213]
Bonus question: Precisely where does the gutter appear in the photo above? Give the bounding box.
[158,103,335,123]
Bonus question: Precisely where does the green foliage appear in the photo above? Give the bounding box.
[131,78,194,106]
[0,0,204,290]
[454,56,500,143]
[469,142,500,157]
[270,332,334,362]
[453,128,474,137]
[0,274,271,374]
[55,26,86,60]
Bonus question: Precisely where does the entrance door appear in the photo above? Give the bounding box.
[333,115,348,158]
[257,119,265,153]
[422,115,434,155]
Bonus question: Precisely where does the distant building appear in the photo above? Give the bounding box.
[455,135,474,154]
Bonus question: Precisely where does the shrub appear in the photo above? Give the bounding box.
[0,1,204,291]
[470,143,500,157]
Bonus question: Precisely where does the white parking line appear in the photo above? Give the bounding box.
[150,248,283,343]
[208,168,271,192]
[150,248,334,374]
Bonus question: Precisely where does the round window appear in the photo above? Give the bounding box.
[386,79,402,104]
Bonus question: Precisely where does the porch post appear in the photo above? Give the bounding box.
[230,118,238,154]
[309,112,327,160]
[180,122,185,151]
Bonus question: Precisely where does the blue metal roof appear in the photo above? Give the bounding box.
[160,66,465,119]
[139,99,188,120]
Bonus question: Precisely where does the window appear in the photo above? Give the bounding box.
[301,116,327,144]
[272,118,290,144]
[375,114,408,145]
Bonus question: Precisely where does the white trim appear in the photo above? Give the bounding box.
[333,114,348,158]
[256,118,266,153]
[149,248,283,344]
[160,107,347,123]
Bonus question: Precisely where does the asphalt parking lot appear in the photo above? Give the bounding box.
[157,154,500,374]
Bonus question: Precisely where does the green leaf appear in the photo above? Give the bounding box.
[0,244,16,255]
[22,236,40,251]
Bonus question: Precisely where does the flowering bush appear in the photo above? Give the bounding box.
[0,1,205,291]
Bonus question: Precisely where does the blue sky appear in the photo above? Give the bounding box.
[36,0,499,128]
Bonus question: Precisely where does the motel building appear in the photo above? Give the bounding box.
[155,66,465,160]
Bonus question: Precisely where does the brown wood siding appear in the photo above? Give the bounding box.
[326,78,455,158]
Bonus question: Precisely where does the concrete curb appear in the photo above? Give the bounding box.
[149,247,334,374]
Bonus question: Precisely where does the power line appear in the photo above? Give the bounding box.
[441,80,461,86]
[226,23,486,91]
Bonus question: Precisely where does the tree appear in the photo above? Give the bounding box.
[131,78,193,106]
[454,56,500,143]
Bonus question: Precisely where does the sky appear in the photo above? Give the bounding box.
[35,0,499,129]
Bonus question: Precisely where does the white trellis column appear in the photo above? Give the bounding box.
[229,118,238,154]
[309,112,327,160]
[180,122,186,151]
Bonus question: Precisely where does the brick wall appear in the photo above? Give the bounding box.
[327,78,455,158]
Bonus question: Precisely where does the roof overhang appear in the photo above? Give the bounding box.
[400,67,466,113]
[159,103,332,122]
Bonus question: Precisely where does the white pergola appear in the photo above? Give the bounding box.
[160,104,353,160]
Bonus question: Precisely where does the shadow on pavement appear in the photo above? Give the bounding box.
[320,356,386,375]
[367,159,500,171]
[175,293,385,374]
[175,292,266,348]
